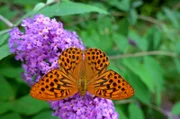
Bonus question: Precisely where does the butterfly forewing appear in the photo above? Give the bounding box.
[84,48,109,80]
[58,47,83,80]
[88,70,134,100]
[30,69,78,100]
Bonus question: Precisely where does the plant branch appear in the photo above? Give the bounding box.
[112,11,163,28]
[114,99,171,117]
[146,103,170,117]
[173,2,180,10]
[0,15,14,27]
[67,11,164,28]
[137,15,163,26]
[114,99,136,104]
[109,51,178,59]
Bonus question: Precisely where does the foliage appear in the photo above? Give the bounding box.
[0,0,180,119]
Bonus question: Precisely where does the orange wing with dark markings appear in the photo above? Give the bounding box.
[30,69,78,100]
[58,47,83,80]
[88,70,134,100]
[85,48,134,100]
[84,48,109,80]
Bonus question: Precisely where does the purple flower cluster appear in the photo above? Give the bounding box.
[9,14,85,85]
[9,14,119,119]
[51,93,118,119]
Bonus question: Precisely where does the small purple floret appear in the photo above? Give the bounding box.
[128,39,137,47]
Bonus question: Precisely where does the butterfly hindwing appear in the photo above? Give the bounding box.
[88,70,134,100]
[30,69,78,100]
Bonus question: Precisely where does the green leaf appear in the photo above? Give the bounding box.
[0,29,11,36]
[0,101,12,114]
[115,105,128,119]
[112,34,129,52]
[173,58,180,74]
[163,7,179,28]
[144,57,164,105]
[172,102,180,115]
[0,67,23,79]
[11,95,50,115]
[118,18,129,36]
[0,76,15,100]
[39,1,108,17]
[81,30,112,51]
[132,1,143,8]
[0,33,9,46]
[125,71,151,104]
[128,9,137,25]
[16,1,108,25]
[129,30,148,51]
[109,0,130,12]
[81,31,96,48]
[123,58,154,92]
[128,103,145,119]
[46,0,55,4]
[0,6,17,19]
[13,0,40,6]
[152,28,161,50]
[31,110,58,119]
[175,41,180,53]
[80,18,113,51]
[1,112,22,119]
[144,26,161,50]
[32,3,46,13]
[108,61,122,73]
[0,44,11,60]
[160,23,179,41]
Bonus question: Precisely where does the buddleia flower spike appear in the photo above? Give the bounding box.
[9,14,120,119]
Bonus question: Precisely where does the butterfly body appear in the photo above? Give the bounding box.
[78,71,87,96]
[30,47,134,100]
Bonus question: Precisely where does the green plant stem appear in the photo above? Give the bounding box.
[109,51,178,59]
[0,15,14,27]
[110,11,164,27]
[114,99,171,117]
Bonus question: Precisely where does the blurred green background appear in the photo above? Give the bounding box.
[0,0,180,119]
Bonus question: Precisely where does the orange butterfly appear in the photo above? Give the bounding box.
[30,47,134,100]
